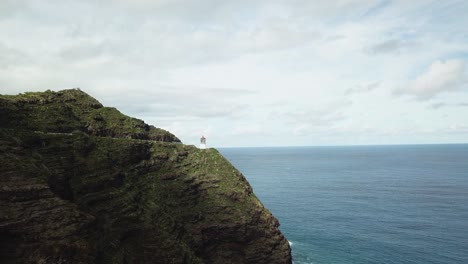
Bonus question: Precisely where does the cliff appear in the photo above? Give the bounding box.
[0,89,291,264]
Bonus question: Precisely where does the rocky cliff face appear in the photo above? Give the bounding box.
[0,89,291,264]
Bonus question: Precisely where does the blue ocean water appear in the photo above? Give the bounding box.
[219,145,468,264]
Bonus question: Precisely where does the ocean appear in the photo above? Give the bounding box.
[218,145,468,264]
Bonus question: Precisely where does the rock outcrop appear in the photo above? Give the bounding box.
[0,89,291,264]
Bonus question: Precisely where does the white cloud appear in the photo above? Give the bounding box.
[1,0,468,146]
[231,125,265,137]
[345,82,380,95]
[429,102,468,109]
[0,42,30,69]
[397,59,466,100]
[366,39,418,54]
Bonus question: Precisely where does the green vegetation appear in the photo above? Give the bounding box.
[0,89,291,263]
[0,88,180,142]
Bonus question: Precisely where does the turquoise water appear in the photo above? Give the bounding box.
[219,145,468,264]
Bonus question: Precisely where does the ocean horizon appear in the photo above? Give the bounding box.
[219,144,468,264]
[218,143,468,149]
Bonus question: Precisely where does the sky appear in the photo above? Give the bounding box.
[1,0,467,147]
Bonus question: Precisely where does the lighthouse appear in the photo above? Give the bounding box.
[200,136,206,149]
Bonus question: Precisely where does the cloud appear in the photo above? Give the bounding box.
[0,0,29,19]
[1,1,468,146]
[231,125,265,136]
[59,41,108,61]
[102,85,254,122]
[429,102,468,109]
[429,103,447,109]
[345,81,379,95]
[0,42,30,69]
[271,100,352,137]
[368,39,401,54]
[366,39,417,54]
[396,59,466,100]
[360,0,391,18]
[447,124,468,133]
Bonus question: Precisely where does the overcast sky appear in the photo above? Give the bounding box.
[1,0,467,147]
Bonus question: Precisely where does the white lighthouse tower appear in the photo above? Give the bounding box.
[200,136,206,149]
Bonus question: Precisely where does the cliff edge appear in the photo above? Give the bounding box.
[0,89,291,264]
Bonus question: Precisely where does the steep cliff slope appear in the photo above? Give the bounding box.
[0,89,291,264]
